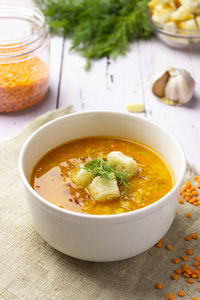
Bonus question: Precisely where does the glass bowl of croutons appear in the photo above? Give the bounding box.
[148,0,200,48]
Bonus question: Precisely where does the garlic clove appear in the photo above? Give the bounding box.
[152,70,170,98]
[126,103,145,112]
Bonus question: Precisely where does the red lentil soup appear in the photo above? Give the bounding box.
[30,137,174,215]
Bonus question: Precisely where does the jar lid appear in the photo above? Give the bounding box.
[0,5,48,61]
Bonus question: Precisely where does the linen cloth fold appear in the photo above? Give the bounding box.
[0,107,199,300]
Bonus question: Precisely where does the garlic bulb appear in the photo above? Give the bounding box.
[152,68,195,105]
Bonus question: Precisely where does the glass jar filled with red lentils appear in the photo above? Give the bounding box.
[0,5,50,112]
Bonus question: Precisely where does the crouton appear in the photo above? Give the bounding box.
[87,176,120,201]
[107,151,137,177]
[73,168,93,187]
[180,0,200,14]
[171,5,194,22]
[178,19,198,30]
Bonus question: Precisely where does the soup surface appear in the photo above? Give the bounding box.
[30,137,174,215]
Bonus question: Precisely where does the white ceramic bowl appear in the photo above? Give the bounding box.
[19,111,186,262]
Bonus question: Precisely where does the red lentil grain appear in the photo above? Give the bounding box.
[167,293,174,300]
[155,283,162,289]
[194,257,200,261]
[192,233,198,239]
[166,245,173,251]
[187,278,194,284]
[172,258,180,264]
[172,274,179,280]
[193,262,200,267]
[186,249,193,255]
[178,198,184,204]
[181,255,188,261]
[178,291,185,297]
[186,212,192,219]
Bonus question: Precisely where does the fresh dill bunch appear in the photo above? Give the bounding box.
[84,154,130,195]
[34,0,153,69]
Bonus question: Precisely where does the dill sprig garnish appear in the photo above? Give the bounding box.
[34,0,152,69]
[84,154,130,195]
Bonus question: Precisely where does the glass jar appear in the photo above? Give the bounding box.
[0,5,50,112]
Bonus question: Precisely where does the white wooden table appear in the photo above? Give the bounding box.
[0,31,200,169]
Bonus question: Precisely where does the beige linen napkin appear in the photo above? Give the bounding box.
[0,108,199,300]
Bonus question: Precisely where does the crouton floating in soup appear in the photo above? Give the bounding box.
[30,137,174,215]
[107,151,137,177]
[88,176,120,202]
[73,168,93,187]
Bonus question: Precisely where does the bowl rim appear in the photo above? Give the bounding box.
[18,110,186,222]
[148,9,200,38]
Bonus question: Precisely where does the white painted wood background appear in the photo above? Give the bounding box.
[0,1,200,170]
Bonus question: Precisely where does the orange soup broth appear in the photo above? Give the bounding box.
[30,137,174,215]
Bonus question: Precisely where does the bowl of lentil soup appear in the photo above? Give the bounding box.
[19,111,186,261]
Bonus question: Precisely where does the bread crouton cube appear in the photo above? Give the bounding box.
[107,151,137,177]
[87,176,120,201]
[73,168,93,187]
[178,19,198,30]
[171,5,194,22]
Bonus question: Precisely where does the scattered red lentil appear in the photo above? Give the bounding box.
[187,249,194,256]
[192,191,198,196]
[155,283,162,289]
[167,293,174,300]
[193,262,200,267]
[166,245,173,251]
[183,272,190,278]
[172,274,179,280]
[185,181,191,187]
[156,242,162,248]
[187,278,194,284]
[181,255,188,261]
[185,235,192,241]
[178,291,185,297]
[173,258,180,264]
[179,180,200,207]
[186,212,192,219]
[182,264,189,271]
[179,198,184,204]
[191,233,197,239]
[194,257,200,261]
[155,178,200,299]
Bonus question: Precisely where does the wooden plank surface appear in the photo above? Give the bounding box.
[0,35,199,169]
[138,39,200,167]
[58,40,145,114]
